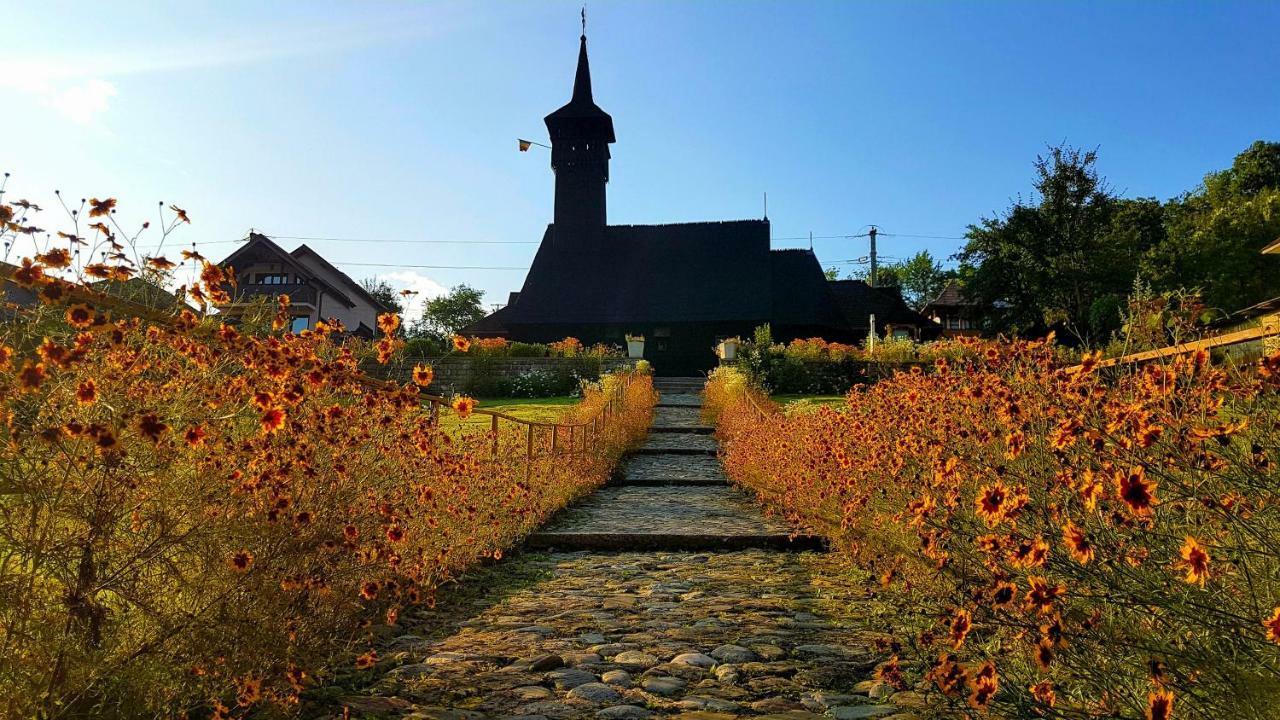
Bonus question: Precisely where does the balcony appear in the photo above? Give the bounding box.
[219,283,318,308]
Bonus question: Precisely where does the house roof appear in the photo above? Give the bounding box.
[217,233,356,307]
[769,249,846,328]
[290,244,395,314]
[828,279,934,330]
[922,280,979,311]
[502,220,775,325]
[1263,236,1280,255]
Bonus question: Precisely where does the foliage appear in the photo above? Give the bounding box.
[410,284,486,342]
[0,196,656,718]
[358,277,404,316]
[849,251,955,310]
[1141,140,1280,313]
[959,145,1150,345]
[959,140,1280,345]
[709,339,1280,719]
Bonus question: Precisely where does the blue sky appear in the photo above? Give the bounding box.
[3,1,1278,317]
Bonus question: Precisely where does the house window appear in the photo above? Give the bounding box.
[256,273,290,285]
[893,329,912,340]
[947,317,961,330]
[290,316,310,333]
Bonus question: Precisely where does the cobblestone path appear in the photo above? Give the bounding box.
[323,385,921,720]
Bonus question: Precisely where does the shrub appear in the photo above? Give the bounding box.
[0,200,656,717]
[709,340,1280,718]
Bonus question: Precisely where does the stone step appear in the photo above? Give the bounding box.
[648,425,715,434]
[618,454,724,484]
[651,406,704,429]
[525,486,823,552]
[633,447,717,456]
[637,433,718,453]
[609,474,729,487]
[524,531,824,552]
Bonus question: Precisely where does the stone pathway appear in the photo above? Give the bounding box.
[321,383,921,720]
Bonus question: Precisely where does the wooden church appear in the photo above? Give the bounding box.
[466,29,932,376]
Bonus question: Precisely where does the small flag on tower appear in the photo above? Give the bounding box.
[518,139,533,152]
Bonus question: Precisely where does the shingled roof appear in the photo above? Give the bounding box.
[502,220,777,325]
[828,279,934,332]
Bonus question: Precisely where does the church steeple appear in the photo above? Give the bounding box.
[545,23,615,241]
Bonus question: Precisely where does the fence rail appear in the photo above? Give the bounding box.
[1076,315,1280,371]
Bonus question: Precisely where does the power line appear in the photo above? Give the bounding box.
[264,234,538,245]
[336,261,529,270]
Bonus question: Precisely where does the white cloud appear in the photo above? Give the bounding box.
[381,270,449,321]
[48,79,118,125]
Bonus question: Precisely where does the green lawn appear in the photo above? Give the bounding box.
[770,394,847,409]
[435,396,580,434]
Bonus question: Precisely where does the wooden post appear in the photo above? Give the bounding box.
[1264,311,1280,357]
[491,414,499,458]
[525,424,533,483]
[551,423,558,456]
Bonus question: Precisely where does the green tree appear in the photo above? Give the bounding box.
[847,252,952,309]
[1140,140,1280,313]
[360,277,404,316]
[958,145,1145,344]
[411,283,486,341]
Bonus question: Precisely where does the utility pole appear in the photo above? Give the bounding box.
[868,226,879,287]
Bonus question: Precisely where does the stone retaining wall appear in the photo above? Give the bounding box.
[370,356,636,395]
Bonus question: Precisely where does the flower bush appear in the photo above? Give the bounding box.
[708,340,1280,718]
[0,197,656,717]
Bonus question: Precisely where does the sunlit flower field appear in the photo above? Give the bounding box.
[0,195,656,717]
[707,340,1280,719]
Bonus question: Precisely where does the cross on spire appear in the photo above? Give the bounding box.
[581,6,586,37]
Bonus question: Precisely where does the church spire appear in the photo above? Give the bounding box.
[572,32,593,104]
[545,15,616,239]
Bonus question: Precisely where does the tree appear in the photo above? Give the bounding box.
[846,251,953,309]
[360,277,404,316]
[958,145,1140,344]
[411,284,486,341]
[888,251,953,309]
[1140,141,1280,313]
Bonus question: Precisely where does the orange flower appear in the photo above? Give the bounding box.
[360,581,379,600]
[967,660,998,710]
[13,258,45,287]
[260,406,287,434]
[451,395,477,419]
[1034,637,1054,671]
[1029,680,1056,707]
[451,334,471,352]
[1179,536,1210,586]
[1009,536,1050,569]
[0,345,12,371]
[376,312,401,335]
[875,655,907,690]
[184,425,207,447]
[88,197,117,217]
[948,607,972,649]
[19,361,46,392]
[1147,689,1174,720]
[75,379,98,405]
[976,482,1010,527]
[385,525,405,543]
[137,414,169,442]
[355,650,378,669]
[65,303,95,329]
[411,364,434,387]
[35,247,72,268]
[1062,522,1094,564]
[1025,575,1064,616]
[228,550,254,572]
[1116,465,1157,516]
[990,581,1017,609]
[1076,469,1104,511]
[1263,607,1280,645]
